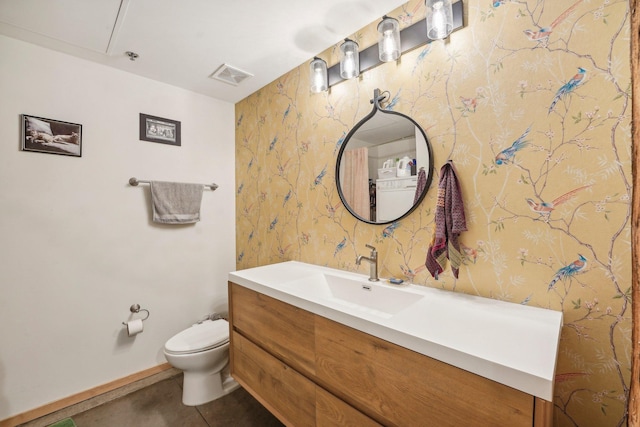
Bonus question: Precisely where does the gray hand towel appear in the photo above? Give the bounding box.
[150,181,204,224]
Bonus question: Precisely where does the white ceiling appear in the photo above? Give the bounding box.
[0,0,407,103]
[355,110,416,145]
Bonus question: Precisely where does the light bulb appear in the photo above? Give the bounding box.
[340,39,360,79]
[309,57,327,93]
[426,0,453,40]
[377,16,401,62]
[432,3,446,38]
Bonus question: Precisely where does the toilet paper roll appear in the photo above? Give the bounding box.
[126,319,144,337]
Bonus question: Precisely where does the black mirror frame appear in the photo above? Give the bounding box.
[335,89,434,224]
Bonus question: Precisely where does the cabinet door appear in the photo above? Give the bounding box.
[231,331,316,427]
[315,316,534,427]
[229,282,316,376]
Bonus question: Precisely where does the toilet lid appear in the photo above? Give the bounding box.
[164,319,229,354]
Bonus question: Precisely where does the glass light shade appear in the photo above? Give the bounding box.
[339,39,360,79]
[377,16,401,62]
[309,57,328,93]
[426,0,453,40]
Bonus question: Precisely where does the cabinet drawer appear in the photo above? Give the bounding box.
[229,282,315,376]
[315,316,534,427]
[316,386,382,427]
[231,331,316,427]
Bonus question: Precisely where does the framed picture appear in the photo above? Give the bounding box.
[139,113,181,146]
[22,115,82,157]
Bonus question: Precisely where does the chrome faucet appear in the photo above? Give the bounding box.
[356,244,379,282]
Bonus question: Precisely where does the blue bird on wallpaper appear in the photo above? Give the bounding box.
[237,183,244,194]
[523,27,553,44]
[325,202,341,216]
[248,230,254,241]
[495,126,530,165]
[334,132,346,154]
[237,251,244,262]
[523,0,583,45]
[416,47,430,62]
[282,104,290,123]
[549,67,587,114]
[269,216,278,230]
[526,185,591,217]
[400,264,426,281]
[269,136,278,151]
[314,166,327,186]
[334,237,346,257]
[412,46,431,74]
[283,189,292,206]
[382,222,398,238]
[236,114,243,128]
[247,158,253,170]
[493,0,521,7]
[548,254,587,291]
[385,91,401,111]
[398,1,420,26]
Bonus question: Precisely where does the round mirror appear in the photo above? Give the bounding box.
[335,91,434,224]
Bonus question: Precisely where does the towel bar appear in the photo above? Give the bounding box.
[128,177,218,191]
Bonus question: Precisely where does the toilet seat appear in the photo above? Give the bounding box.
[165,319,229,355]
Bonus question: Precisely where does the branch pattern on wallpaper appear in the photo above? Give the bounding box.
[234,1,632,426]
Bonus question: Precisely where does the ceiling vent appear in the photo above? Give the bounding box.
[209,64,253,86]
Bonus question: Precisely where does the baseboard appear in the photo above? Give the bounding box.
[1,363,177,427]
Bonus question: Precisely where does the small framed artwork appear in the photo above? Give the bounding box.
[139,113,181,146]
[22,115,82,157]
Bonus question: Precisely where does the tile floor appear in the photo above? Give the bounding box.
[21,373,284,427]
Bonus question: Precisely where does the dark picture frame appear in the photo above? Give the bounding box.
[139,113,181,146]
[22,114,82,157]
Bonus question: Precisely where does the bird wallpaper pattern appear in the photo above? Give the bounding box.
[234,0,632,425]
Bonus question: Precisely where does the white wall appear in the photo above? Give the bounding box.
[0,35,236,419]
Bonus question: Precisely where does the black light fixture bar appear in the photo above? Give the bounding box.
[328,0,463,88]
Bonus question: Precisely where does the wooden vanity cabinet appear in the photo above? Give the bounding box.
[229,282,552,427]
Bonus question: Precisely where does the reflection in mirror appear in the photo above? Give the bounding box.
[336,90,434,224]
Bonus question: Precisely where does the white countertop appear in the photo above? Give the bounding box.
[229,260,562,401]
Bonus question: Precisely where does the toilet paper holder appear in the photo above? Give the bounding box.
[122,304,150,326]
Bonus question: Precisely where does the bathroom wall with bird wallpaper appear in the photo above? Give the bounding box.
[234,0,631,425]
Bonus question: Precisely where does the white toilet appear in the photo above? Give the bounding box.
[163,318,240,406]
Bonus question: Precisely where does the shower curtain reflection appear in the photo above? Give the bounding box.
[342,147,370,220]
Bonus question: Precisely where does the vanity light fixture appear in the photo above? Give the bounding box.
[311,1,463,92]
[426,0,454,40]
[310,57,328,93]
[339,39,360,79]
[377,16,401,62]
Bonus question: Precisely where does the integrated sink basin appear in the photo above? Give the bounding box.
[229,260,563,402]
[280,273,424,318]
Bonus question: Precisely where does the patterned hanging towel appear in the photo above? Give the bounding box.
[425,161,467,279]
